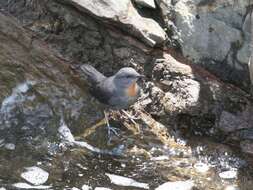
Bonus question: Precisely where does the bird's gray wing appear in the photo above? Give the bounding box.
[90,77,115,105]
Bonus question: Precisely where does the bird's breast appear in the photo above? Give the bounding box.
[126,82,138,97]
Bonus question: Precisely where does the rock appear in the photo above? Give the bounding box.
[105,173,149,189]
[12,182,51,189]
[237,12,251,64]
[240,140,253,155]
[218,111,251,133]
[194,162,210,173]
[133,0,156,9]
[4,143,15,150]
[21,166,49,185]
[94,188,112,190]
[155,180,194,190]
[0,11,103,152]
[171,0,251,89]
[60,0,165,47]
[81,185,92,190]
[71,188,80,190]
[174,0,242,62]
[151,155,169,161]
[0,0,152,75]
[249,54,253,88]
[219,169,237,179]
[147,54,253,150]
[224,185,239,190]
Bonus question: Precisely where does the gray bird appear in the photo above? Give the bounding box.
[81,64,143,138]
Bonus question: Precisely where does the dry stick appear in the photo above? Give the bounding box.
[80,118,107,138]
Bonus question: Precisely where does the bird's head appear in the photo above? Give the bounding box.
[114,67,144,88]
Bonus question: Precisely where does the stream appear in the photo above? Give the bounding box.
[0,82,252,190]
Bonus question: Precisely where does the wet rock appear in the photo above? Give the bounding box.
[155,180,194,190]
[133,0,156,9]
[81,185,92,190]
[71,188,80,190]
[105,173,149,189]
[58,119,123,155]
[151,155,169,161]
[240,140,253,155]
[0,11,104,151]
[219,169,237,179]
[12,182,51,189]
[4,143,15,150]
[194,162,210,173]
[21,166,49,185]
[218,111,251,133]
[224,185,239,190]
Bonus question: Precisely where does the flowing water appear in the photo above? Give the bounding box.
[0,88,253,190]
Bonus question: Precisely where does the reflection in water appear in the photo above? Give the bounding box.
[1,81,36,113]
[0,82,252,190]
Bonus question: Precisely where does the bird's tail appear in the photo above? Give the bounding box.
[80,64,106,84]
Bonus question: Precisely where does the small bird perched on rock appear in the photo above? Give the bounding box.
[81,64,143,138]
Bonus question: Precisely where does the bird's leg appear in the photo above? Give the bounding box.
[104,110,120,139]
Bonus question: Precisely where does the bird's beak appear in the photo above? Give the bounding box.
[138,74,145,78]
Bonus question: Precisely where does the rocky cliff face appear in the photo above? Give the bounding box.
[159,0,252,91]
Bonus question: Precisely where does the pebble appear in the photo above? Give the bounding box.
[219,169,237,179]
[194,162,210,173]
[151,155,169,161]
[224,185,239,190]
[21,166,49,185]
[71,188,80,190]
[155,180,194,190]
[105,173,149,189]
[4,143,15,150]
[12,182,51,189]
[82,184,92,190]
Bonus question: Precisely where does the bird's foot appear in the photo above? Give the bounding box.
[107,124,120,137]
[107,124,121,144]
[121,110,139,124]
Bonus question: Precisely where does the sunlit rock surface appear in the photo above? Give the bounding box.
[105,173,149,189]
[21,166,49,185]
[133,0,156,9]
[157,0,252,90]
[12,183,52,189]
[155,180,194,190]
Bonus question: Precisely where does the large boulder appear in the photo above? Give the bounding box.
[144,53,253,154]
[0,0,153,73]
[158,0,252,90]
[60,0,166,47]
